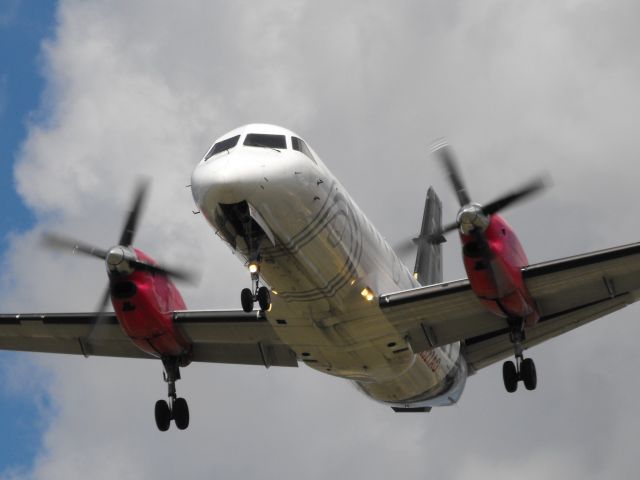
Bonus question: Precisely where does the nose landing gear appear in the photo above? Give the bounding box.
[155,357,190,431]
[240,262,271,312]
[502,320,537,393]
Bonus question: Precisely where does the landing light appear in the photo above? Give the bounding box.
[360,287,375,302]
[413,272,418,280]
[248,263,259,274]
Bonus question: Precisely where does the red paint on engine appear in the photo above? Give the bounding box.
[460,215,539,326]
[109,249,192,363]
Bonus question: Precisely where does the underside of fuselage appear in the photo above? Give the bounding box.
[191,123,467,408]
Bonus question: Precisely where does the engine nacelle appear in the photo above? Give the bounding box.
[110,249,193,362]
[461,215,539,326]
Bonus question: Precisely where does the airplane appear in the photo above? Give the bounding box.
[2,122,640,431]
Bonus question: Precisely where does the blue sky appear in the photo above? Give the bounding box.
[1,0,55,245]
[0,0,57,471]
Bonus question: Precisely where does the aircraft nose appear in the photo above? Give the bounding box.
[191,152,264,209]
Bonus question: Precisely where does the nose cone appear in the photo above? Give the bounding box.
[191,152,264,209]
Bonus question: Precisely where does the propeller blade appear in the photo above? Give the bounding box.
[83,284,114,350]
[432,141,471,207]
[42,232,108,260]
[130,259,198,284]
[482,177,548,216]
[118,179,149,246]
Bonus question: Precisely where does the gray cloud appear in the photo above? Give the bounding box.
[3,0,640,478]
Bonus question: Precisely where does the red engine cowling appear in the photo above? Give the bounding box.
[109,249,193,363]
[461,215,539,327]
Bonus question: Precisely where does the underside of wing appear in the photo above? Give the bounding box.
[380,242,640,372]
[0,313,149,359]
[173,310,298,367]
[0,310,298,368]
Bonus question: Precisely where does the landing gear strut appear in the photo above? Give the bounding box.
[154,357,189,431]
[502,320,537,392]
[240,261,271,312]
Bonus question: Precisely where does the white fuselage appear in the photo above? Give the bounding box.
[191,124,467,409]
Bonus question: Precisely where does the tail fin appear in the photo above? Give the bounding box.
[413,187,443,286]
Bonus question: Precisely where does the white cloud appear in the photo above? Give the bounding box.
[3,0,640,478]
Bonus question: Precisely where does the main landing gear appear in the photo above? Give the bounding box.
[502,320,537,393]
[240,261,271,313]
[154,357,189,431]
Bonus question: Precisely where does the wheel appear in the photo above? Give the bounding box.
[241,288,254,312]
[173,397,190,430]
[502,360,518,393]
[521,358,537,391]
[154,399,171,432]
[257,286,271,311]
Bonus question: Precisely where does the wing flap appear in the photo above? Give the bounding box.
[190,342,298,367]
[174,310,298,367]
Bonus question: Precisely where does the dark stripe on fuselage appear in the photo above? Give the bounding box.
[261,180,338,258]
[275,188,365,301]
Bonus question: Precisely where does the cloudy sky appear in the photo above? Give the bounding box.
[2,0,640,478]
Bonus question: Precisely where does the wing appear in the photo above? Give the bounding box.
[0,310,297,368]
[174,310,297,367]
[380,242,640,372]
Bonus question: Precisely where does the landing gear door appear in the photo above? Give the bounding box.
[248,202,276,246]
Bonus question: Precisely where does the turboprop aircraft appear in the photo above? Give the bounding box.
[2,123,640,431]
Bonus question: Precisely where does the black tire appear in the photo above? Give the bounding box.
[173,397,190,430]
[241,288,254,313]
[521,358,537,391]
[257,286,271,311]
[502,360,518,393]
[154,399,171,432]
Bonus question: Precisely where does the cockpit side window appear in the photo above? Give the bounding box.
[243,133,287,150]
[205,135,241,160]
[292,136,316,163]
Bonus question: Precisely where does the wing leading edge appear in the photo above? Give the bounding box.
[380,242,640,372]
[0,310,298,368]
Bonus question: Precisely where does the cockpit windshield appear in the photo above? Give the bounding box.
[205,135,241,160]
[244,133,287,150]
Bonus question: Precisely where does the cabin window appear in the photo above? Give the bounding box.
[292,136,316,163]
[204,135,240,160]
[243,133,287,150]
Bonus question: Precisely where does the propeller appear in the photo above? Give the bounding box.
[42,180,197,351]
[428,140,548,242]
[42,232,194,282]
